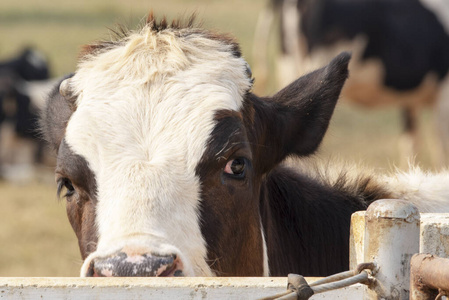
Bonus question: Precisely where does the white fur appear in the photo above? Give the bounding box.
[260,226,270,276]
[383,165,449,213]
[65,25,252,276]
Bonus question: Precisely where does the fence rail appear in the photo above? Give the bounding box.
[0,277,364,299]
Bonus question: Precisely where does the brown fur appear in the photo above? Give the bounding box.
[56,140,98,259]
[196,110,264,276]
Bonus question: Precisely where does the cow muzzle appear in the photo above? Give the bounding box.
[84,248,185,277]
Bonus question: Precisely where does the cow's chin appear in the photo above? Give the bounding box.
[79,244,211,277]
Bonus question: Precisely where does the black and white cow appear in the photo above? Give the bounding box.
[41,15,449,278]
[254,0,449,165]
[0,48,51,173]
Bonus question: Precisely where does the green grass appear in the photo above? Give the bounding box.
[0,0,440,277]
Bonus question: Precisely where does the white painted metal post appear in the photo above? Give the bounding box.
[420,213,449,258]
[350,211,366,270]
[363,199,420,300]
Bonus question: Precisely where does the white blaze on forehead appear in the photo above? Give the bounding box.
[65,25,252,276]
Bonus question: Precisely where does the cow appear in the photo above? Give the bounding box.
[0,48,51,178]
[41,15,449,278]
[253,0,449,167]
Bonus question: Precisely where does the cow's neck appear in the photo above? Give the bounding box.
[260,165,374,277]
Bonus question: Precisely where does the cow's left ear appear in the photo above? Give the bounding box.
[245,52,350,173]
[40,74,76,152]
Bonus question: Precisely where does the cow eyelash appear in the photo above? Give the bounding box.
[57,178,76,199]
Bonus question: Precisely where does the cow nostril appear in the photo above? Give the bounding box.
[91,252,184,277]
[85,260,95,277]
[156,254,183,277]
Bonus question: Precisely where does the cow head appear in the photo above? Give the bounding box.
[41,16,349,277]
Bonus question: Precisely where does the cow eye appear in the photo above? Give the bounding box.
[57,178,76,199]
[224,158,246,178]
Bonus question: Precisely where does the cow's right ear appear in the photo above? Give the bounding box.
[40,74,76,152]
[245,52,350,173]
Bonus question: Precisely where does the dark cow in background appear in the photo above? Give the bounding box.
[253,0,449,166]
[41,15,449,278]
[0,48,53,179]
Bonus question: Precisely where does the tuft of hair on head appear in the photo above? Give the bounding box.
[145,12,243,58]
[145,11,198,32]
[78,11,201,60]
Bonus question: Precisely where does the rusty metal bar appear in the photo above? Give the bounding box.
[410,254,449,300]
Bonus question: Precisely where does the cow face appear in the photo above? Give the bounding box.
[41,18,349,277]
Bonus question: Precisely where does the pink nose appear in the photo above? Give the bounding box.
[88,251,184,277]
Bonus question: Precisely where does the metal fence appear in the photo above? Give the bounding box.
[1,199,448,299]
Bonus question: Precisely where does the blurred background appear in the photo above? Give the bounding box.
[0,0,446,276]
